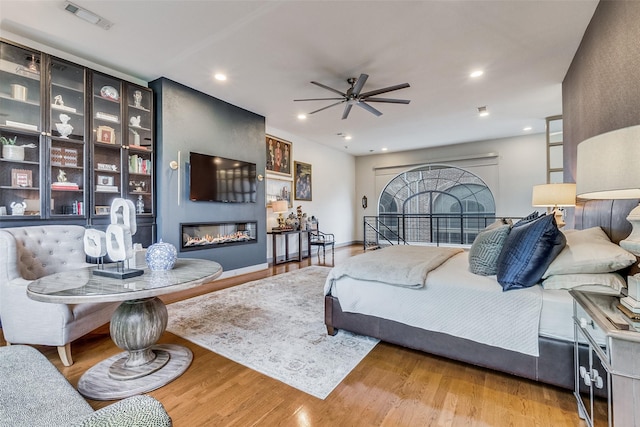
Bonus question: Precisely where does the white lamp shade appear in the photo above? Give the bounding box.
[576,125,640,199]
[532,183,576,207]
[271,200,288,213]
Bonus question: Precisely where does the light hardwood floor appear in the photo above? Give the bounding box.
[2,245,593,426]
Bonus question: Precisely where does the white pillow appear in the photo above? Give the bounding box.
[542,273,625,294]
[542,227,636,278]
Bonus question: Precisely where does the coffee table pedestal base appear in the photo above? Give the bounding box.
[78,344,192,400]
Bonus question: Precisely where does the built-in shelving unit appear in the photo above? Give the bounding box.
[0,39,155,245]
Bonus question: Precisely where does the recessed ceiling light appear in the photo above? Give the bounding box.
[470,70,484,78]
[381,147,388,152]
[523,126,532,131]
[477,106,489,117]
[214,73,227,81]
[344,135,352,140]
[297,114,307,120]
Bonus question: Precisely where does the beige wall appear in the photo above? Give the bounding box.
[265,127,356,255]
[354,133,547,241]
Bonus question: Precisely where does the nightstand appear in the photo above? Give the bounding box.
[570,290,640,427]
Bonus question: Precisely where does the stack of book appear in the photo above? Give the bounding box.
[96,185,119,193]
[51,181,79,191]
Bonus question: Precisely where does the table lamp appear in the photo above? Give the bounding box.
[271,200,289,230]
[532,183,576,228]
[576,124,640,314]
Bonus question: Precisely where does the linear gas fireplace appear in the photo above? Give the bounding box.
[181,221,257,252]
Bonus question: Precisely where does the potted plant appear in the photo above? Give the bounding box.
[1,136,36,161]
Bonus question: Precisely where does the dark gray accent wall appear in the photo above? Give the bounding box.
[150,77,267,271]
[562,0,640,182]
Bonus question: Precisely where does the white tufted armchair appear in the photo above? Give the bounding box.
[0,225,118,366]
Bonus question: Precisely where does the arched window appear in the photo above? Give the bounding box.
[378,164,495,244]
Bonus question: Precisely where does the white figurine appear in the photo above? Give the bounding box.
[10,201,27,216]
[129,115,141,127]
[55,113,73,138]
[133,90,143,108]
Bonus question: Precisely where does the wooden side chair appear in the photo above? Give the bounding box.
[309,222,335,264]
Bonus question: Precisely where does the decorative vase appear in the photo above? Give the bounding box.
[145,240,177,271]
[2,145,25,161]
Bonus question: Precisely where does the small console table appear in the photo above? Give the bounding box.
[570,290,640,427]
[268,229,310,265]
[27,258,222,400]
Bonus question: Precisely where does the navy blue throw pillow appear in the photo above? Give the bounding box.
[496,214,566,291]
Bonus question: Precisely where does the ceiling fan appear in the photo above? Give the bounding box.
[294,73,410,120]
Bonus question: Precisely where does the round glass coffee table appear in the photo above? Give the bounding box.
[27,258,222,400]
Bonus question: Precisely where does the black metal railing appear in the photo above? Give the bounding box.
[363,214,511,249]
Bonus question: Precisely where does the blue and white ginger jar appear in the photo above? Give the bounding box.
[146,240,178,271]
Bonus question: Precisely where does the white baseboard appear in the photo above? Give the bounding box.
[218,263,269,279]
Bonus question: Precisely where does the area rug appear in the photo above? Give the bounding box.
[166,266,378,399]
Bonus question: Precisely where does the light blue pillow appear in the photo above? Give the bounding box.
[496,214,566,291]
[468,224,511,275]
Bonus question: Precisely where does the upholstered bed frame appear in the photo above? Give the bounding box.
[325,199,639,392]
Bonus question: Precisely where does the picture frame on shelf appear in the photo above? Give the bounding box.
[294,161,312,201]
[97,175,114,186]
[266,178,292,208]
[266,134,292,178]
[95,206,110,215]
[11,169,32,188]
[97,125,116,144]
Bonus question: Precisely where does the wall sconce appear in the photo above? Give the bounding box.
[362,196,368,209]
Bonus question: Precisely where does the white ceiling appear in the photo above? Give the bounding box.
[0,1,598,156]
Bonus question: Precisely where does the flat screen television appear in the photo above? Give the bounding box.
[189,152,257,203]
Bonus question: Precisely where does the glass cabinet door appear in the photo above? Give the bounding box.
[91,72,123,218]
[0,42,42,218]
[124,83,153,217]
[49,57,86,217]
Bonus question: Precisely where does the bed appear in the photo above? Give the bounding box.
[324,199,639,392]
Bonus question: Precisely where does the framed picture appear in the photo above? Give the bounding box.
[294,161,312,201]
[97,175,114,186]
[95,206,110,215]
[266,178,292,208]
[266,135,292,178]
[11,169,32,188]
[97,125,116,144]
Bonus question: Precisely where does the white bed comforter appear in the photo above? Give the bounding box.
[325,249,544,356]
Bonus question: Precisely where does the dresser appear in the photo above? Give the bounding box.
[571,290,640,427]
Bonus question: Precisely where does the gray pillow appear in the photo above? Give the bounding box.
[468,224,511,275]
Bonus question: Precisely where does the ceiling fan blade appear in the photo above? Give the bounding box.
[308,100,345,115]
[357,101,383,117]
[342,104,353,120]
[363,97,411,104]
[310,81,346,97]
[294,97,345,102]
[351,73,369,96]
[360,83,410,99]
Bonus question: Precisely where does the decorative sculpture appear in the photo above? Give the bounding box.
[55,114,73,139]
[87,198,144,279]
